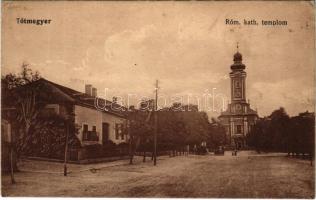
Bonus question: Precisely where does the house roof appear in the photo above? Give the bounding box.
[29,78,127,118]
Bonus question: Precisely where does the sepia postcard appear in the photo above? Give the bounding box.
[1,0,315,198]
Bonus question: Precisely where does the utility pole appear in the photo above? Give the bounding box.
[154,80,158,166]
[128,117,133,165]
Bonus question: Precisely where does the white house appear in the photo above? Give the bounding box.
[33,78,129,161]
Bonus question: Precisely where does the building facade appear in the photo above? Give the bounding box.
[39,79,128,147]
[3,78,129,162]
[219,49,258,149]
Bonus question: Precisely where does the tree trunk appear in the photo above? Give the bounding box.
[129,154,134,165]
[129,138,133,165]
[129,144,133,165]
[143,151,146,162]
[63,122,69,176]
[10,145,16,184]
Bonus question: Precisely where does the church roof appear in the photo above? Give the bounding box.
[219,106,258,118]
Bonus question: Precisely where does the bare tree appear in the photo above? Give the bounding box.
[2,63,41,183]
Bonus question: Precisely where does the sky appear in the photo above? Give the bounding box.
[2,1,315,118]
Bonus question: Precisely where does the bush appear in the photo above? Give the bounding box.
[85,144,104,159]
[117,142,129,155]
[83,141,130,159]
[16,113,81,160]
[102,140,117,151]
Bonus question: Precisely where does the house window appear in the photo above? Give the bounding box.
[83,124,88,140]
[41,104,60,116]
[115,124,119,140]
[236,125,242,134]
[90,125,98,141]
[120,125,124,140]
[115,123,124,140]
[83,124,99,141]
[249,125,253,133]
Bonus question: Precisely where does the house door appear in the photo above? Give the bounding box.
[234,138,243,150]
[102,123,109,145]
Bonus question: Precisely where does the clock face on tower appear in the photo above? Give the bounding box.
[235,104,242,112]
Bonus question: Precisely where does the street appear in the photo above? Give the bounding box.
[1,151,314,198]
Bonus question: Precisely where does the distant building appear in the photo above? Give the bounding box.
[219,48,258,149]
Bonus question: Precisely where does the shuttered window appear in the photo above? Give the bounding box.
[115,124,119,140]
[83,124,88,140]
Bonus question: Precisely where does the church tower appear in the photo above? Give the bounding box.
[230,46,246,104]
[219,44,258,149]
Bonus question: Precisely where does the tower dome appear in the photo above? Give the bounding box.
[231,51,245,70]
[233,52,242,63]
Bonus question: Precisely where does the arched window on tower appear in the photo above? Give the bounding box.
[235,80,240,88]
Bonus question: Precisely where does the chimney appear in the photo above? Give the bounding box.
[92,87,97,97]
[85,84,92,96]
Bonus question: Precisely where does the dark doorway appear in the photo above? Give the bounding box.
[234,138,245,150]
[102,123,109,145]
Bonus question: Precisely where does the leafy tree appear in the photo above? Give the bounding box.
[288,112,314,157]
[268,107,290,151]
[157,106,211,155]
[182,111,209,146]
[124,109,153,164]
[2,63,40,90]
[208,118,226,149]
[246,117,271,153]
[246,107,314,159]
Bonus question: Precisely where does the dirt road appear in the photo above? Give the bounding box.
[1,152,314,198]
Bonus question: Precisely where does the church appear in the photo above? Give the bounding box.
[218,46,258,149]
